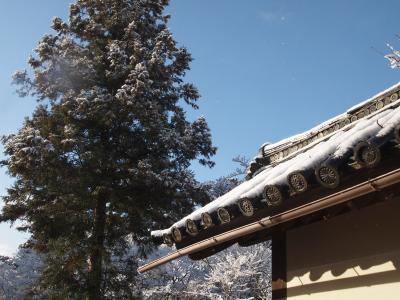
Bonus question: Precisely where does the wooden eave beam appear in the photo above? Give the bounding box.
[138,168,400,273]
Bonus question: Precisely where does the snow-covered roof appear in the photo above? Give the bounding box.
[152,83,400,243]
[248,82,400,177]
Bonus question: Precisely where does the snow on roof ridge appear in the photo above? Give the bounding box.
[347,82,400,113]
[261,82,400,153]
[241,109,396,199]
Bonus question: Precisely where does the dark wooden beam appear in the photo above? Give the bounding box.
[272,230,287,300]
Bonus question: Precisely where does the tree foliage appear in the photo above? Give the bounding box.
[0,243,272,300]
[385,43,400,69]
[0,248,42,299]
[202,155,249,200]
[0,158,273,299]
[140,242,272,300]
[1,0,216,298]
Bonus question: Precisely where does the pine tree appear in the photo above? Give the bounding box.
[1,0,216,298]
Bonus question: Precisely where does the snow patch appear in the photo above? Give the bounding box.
[0,244,14,257]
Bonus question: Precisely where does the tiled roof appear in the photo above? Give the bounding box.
[151,83,400,251]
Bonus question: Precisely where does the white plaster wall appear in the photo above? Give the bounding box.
[285,198,400,300]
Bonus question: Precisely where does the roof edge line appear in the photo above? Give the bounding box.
[138,168,400,274]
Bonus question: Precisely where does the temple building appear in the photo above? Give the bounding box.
[138,83,400,300]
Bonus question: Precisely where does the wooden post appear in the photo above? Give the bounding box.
[272,230,287,300]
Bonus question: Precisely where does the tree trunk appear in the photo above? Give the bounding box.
[87,191,107,300]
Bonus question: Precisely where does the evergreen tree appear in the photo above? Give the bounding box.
[1,0,216,298]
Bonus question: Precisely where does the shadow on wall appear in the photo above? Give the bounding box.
[285,196,400,295]
[286,269,400,297]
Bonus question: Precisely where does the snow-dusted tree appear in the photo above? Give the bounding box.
[0,0,216,298]
[138,245,207,299]
[202,155,249,199]
[134,157,273,300]
[200,243,271,300]
[137,242,271,300]
[0,255,15,298]
[384,43,400,69]
[0,248,42,299]
[197,156,271,300]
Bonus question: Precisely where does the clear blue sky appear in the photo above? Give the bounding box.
[0,0,399,255]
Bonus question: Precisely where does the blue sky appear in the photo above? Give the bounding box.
[0,0,399,255]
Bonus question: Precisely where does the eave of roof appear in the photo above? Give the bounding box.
[152,83,400,241]
[139,169,400,273]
